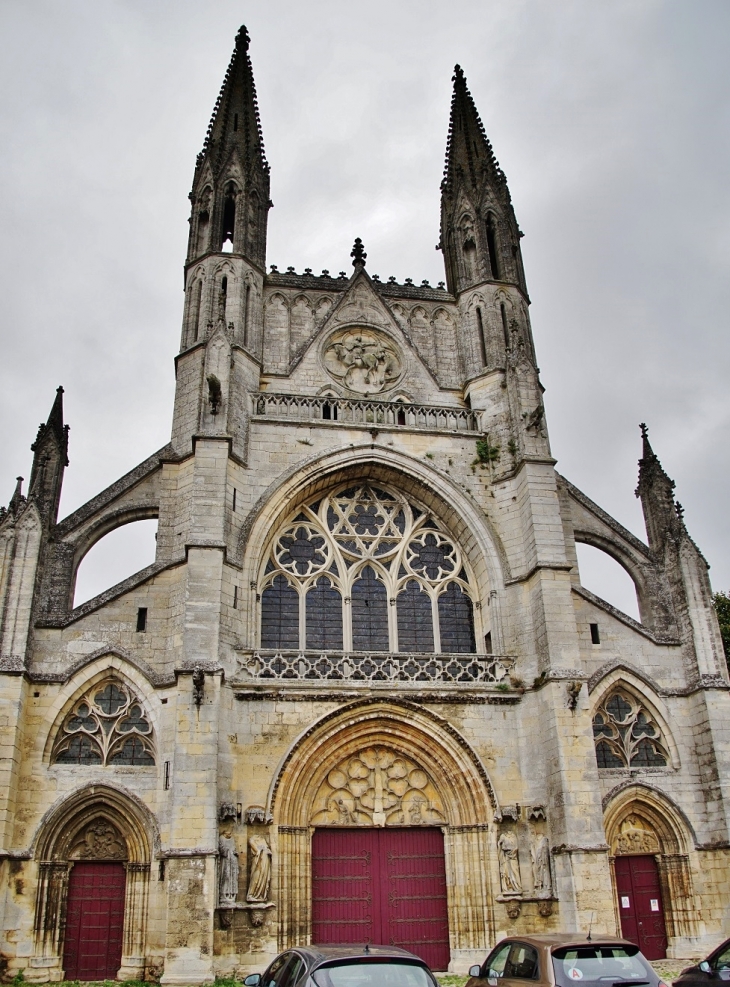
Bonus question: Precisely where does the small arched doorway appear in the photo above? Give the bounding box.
[604,786,698,960]
[271,701,498,972]
[31,785,153,981]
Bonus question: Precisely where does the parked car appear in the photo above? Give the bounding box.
[673,938,730,987]
[242,944,440,987]
[466,934,668,987]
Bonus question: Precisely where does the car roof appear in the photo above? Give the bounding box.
[497,934,641,951]
[286,944,428,966]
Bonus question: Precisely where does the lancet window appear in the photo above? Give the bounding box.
[260,484,477,654]
[52,680,155,766]
[592,691,668,769]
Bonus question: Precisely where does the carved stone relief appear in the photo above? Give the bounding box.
[246,836,272,902]
[330,284,388,328]
[612,813,660,855]
[69,820,127,860]
[497,830,522,895]
[310,746,446,827]
[218,833,239,906]
[530,832,552,897]
[323,328,403,394]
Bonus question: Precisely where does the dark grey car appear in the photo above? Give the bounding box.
[243,944,440,987]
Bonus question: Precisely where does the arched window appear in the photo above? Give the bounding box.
[592,691,668,768]
[486,214,501,279]
[52,679,155,766]
[259,484,478,654]
[221,183,236,251]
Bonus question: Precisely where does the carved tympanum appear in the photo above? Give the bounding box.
[323,328,402,394]
[612,813,660,856]
[311,746,446,827]
[69,820,127,860]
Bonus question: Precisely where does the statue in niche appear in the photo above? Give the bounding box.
[498,830,522,894]
[218,831,239,905]
[247,835,272,902]
[531,833,552,896]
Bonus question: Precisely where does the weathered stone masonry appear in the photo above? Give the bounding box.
[1,24,729,982]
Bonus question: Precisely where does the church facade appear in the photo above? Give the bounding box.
[1,26,729,982]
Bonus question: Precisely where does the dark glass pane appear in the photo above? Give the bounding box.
[306,578,343,650]
[592,713,613,739]
[117,704,152,735]
[409,533,456,579]
[278,527,326,574]
[349,502,384,535]
[630,739,667,767]
[351,565,389,651]
[55,735,102,764]
[632,711,658,738]
[94,683,127,715]
[261,575,299,649]
[109,737,155,765]
[606,694,633,722]
[595,740,625,768]
[66,703,97,734]
[438,583,475,653]
[397,580,434,653]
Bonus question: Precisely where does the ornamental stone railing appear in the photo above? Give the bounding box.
[237,650,515,684]
[252,393,480,433]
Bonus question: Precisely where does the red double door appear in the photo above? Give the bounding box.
[63,862,126,980]
[615,855,668,960]
[312,828,450,972]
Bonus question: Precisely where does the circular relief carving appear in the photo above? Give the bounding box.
[323,328,403,394]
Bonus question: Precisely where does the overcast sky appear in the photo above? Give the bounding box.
[1,0,729,613]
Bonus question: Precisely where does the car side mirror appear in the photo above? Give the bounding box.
[244,976,262,986]
[469,966,483,977]
[700,963,712,975]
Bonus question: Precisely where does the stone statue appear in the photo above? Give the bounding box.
[497,830,522,894]
[246,835,272,903]
[218,834,239,905]
[531,833,552,895]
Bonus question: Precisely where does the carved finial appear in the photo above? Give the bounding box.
[351,238,367,268]
[639,422,648,440]
[675,501,685,522]
[9,476,24,513]
[236,25,250,51]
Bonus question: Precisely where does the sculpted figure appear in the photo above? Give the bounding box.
[247,835,272,903]
[218,834,239,905]
[531,833,552,895]
[497,830,522,894]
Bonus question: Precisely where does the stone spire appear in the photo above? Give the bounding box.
[194,26,269,184]
[439,65,526,296]
[28,386,69,525]
[187,26,271,269]
[635,423,684,552]
[441,64,507,200]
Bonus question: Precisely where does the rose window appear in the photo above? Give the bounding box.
[260,483,477,654]
[52,680,155,766]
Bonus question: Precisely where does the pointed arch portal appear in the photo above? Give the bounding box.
[271,700,496,964]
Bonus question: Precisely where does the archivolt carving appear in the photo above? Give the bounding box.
[310,745,445,827]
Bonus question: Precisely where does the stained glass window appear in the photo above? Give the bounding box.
[259,483,478,653]
[52,679,155,766]
[592,691,668,769]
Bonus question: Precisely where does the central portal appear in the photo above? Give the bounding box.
[311,828,450,971]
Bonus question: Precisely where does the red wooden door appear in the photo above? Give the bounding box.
[615,855,668,960]
[63,862,126,980]
[312,828,450,971]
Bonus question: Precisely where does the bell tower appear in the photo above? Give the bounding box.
[172,26,268,458]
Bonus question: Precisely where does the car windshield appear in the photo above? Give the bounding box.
[312,960,436,987]
[552,945,654,987]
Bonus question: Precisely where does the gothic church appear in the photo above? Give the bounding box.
[1,25,729,981]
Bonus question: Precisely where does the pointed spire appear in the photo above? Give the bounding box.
[195,25,269,182]
[31,386,69,466]
[635,423,681,551]
[9,476,24,515]
[442,65,506,197]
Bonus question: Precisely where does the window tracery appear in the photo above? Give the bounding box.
[52,680,155,766]
[592,691,668,769]
[260,484,477,653]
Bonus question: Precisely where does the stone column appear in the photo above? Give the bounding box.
[26,861,69,983]
[276,826,310,951]
[444,825,493,972]
[118,862,150,980]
